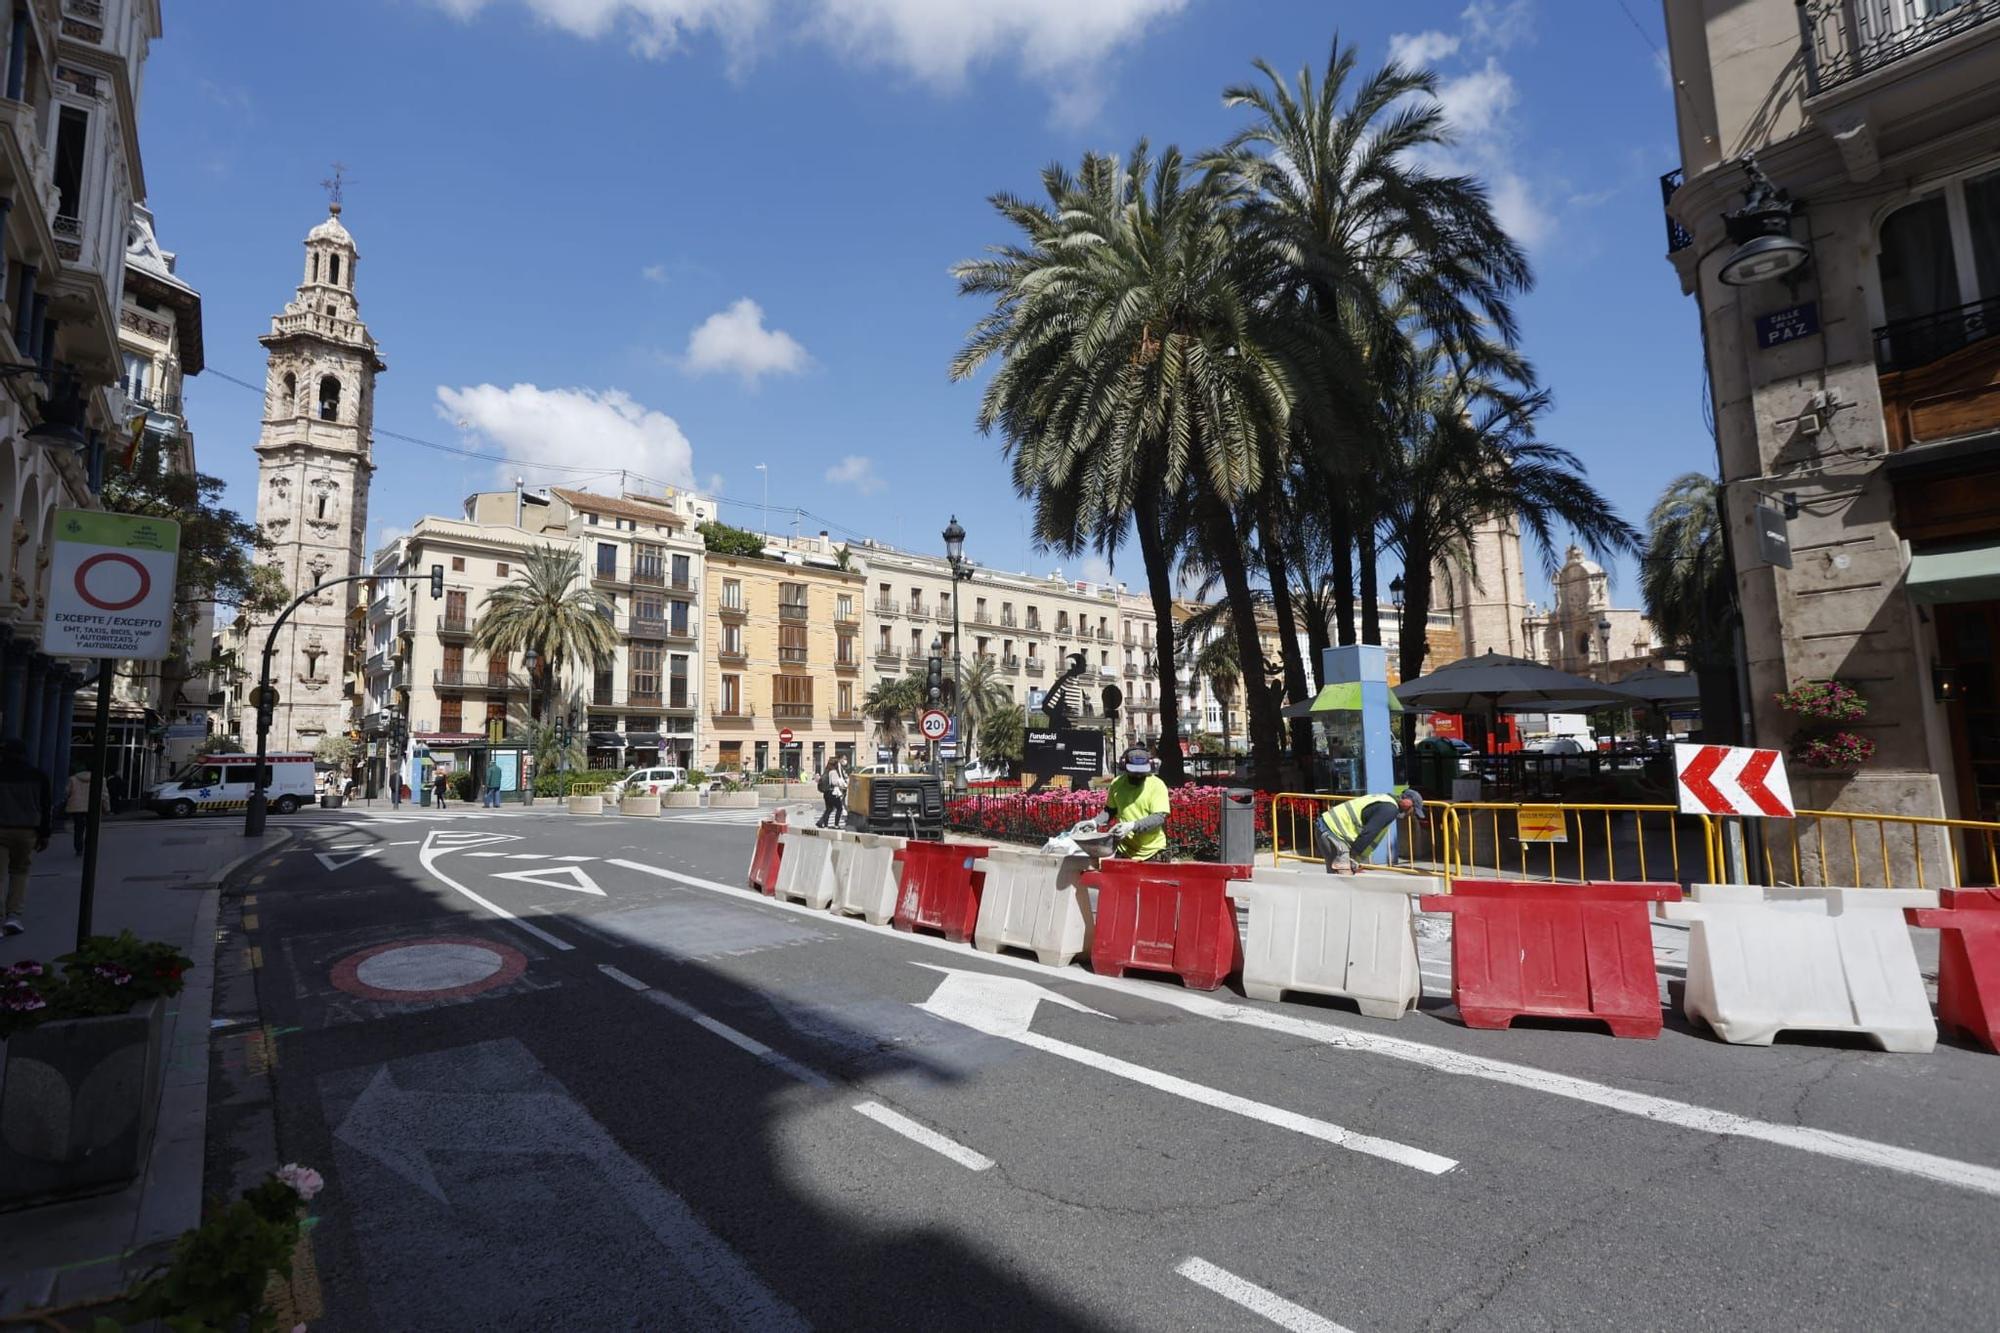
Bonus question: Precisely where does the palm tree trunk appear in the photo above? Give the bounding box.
[1302,580,1330,690]
[1330,495,1356,646]
[1134,488,1187,786]
[1397,543,1436,760]
[1256,493,1313,784]
[1359,528,1381,648]
[1198,490,1282,792]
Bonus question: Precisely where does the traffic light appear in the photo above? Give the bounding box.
[926,654,943,705]
[430,565,445,599]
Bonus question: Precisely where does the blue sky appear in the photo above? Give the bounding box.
[147,0,1699,611]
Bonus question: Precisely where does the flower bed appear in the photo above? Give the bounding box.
[1,931,191,1037]
[1777,679,1875,772]
[946,785,1272,861]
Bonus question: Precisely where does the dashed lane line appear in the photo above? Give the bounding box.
[1176,1258,1351,1333]
[853,1101,995,1172]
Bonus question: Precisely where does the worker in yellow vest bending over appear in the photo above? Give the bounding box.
[1096,747,1172,861]
[1316,789,1422,874]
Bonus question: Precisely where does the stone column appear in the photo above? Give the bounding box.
[0,627,26,740]
[38,665,65,802]
[12,263,34,352]
[0,196,13,291]
[19,650,46,759]
[50,669,79,802]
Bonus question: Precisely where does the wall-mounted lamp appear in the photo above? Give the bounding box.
[1718,157,1810,288]
[1932,662,1961,704]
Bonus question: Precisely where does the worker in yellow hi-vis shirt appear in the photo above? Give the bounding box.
[1096,747,1171,861]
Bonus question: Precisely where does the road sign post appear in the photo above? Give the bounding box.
[43,511,181,948]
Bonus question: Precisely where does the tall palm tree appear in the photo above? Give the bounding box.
[1640,473,1727,658]
[863,671,924,755]
[1177,609,1243,756]
[952,142,1316,792]
[472,548,617,723]
[952,653,1014,760]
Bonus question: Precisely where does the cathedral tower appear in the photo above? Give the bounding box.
[246,203,385,750]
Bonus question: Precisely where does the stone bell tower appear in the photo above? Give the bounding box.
[243,200,385,750]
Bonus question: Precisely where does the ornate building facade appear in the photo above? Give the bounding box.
[239,203,382,750]
[1436,513,1534,661]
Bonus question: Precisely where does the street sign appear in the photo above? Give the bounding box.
[1754,301,1818,349]
[919,710,950,741]
[778,727,795,745]
[1515,805,1567,843]
[42,510,180,660]
[1674,743,1795,818]
[1755,501,1793,570]
[875,745,895,765]
[249,684,281,710]
[938,742,958,760]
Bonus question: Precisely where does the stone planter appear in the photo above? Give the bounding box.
[620,794,662,816]
[566,794,604,815]
[661,791,701,809]
[754,784,787,802]
[708,790,759,809]
[0,998,166,1206]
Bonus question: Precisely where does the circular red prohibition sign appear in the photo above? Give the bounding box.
[74,552,152,611]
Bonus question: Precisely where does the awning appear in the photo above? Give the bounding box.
[624,732,663,745]
[1279,682,1405,720]
[1907,542,2000,604]
[587,732,624,746]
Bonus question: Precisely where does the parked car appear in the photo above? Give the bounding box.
[608,765,686,799]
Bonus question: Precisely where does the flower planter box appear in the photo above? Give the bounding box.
[566,794,604,815]
[661,791,701,809]
[709,790,759,809]
[0,998,166,1206]
[620,794,662,817]
[754,784,787,802]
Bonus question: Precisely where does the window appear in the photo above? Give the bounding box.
[780,623,808,663]
[671,553,691,588]
[440,697,463,731]
[596,543,617,577]
[631,647,661,698]
[773,675,814,719]
[316,493,329,520]
[837,594,853,620]
[444,590,466,624]
[779,583,807,621]
[1028,608,1041,630]
[722,675,741,714]
[282,371,296,414]
[487,652,509,685]
[450,557,466,573]
[485,700,506,724]
[1876,167,2000,367]
[669,655,689,708]
[635,593,664,623]
[53,107,87,220]
[722,624,744,657]
[722,578,743,610]
[910,629,923,654]
[329,254,341,286]
[838,682,854,715]
[586,512,599,526]
[837,633,856,665]
[497,562,509,577]
[442,644,465,679]
[121,353,149,404]
[635,543,664,584]
[669,600,690,635]
[719,740,742,771]
[318,375,341,421]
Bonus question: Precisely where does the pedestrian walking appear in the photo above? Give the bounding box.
[1315,789,1422,874]
[433,770,451,810]
[816,757,848,829]
[485,758,504,808]
[390,771,402,808]
[64,765,98,855]
[0,738,53,936]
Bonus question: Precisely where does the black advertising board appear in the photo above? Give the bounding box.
[1024,728,1106,780]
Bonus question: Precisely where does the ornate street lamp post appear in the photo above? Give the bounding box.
[942,516,972,792]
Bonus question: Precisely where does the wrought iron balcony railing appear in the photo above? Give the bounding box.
[1874,294,2000,372]
[1660,168,1693,254]
[1801,0,2000,95]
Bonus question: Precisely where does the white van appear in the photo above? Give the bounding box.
[609,765,687,799]
[148,753,317,817]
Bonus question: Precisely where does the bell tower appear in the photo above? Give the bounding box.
[245,199,386,750]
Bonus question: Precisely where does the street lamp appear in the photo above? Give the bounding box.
[942,516,972,792]
[1596,616,1613,680]
[1389,575,1404,608]
[1717,157,1810,288]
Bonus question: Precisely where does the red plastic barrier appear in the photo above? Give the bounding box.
[893,840,991,943]
[1909,888,2000,1054]
[1418,880,1683,1039]
[748,814,787,895]
[1083,860,1253,991]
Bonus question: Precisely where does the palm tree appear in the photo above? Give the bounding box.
[953,142,1317,792]
[1641,473,1727,658]
[863,671,925,755]
[521,689,587,781]
[472,548,617,723]
[953,653,1014,759]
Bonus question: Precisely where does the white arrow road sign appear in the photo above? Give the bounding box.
[315,847,380,872]
[417,832,570,952]
[913,964,1456,1175]
[489,864,607,897]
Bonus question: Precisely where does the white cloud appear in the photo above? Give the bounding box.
[426,0,1184,119]
[435,382,696,490]
[375,523,407,555]
[641,262,668,283]
[1433,57,1516,139]
[1460,0,1534,51]
[824,454,883,494]
[1387,30,1459,69]
[1653,47,1673,93]
[682,298,811,384]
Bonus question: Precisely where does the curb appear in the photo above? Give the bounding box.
[200,829,295,895]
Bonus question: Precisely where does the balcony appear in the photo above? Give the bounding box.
[835,656,860,673]
[778,603,808,623]
[591,563,624,586]
[1024,620,1044,635]
[1094,628,1113,642]
[1001,655,1021,673]
[1660,168,1693,254]
[1877,300,2000,454]
[1000,613,1018,628]
[718,599,748,620]
[433,669,527,691]
[718,646,748,664]
[626,689,664,709]
[834,607,860,626]
[1875,295,2000,375]
[1801,0,2000,95]
[972,611,993,626]
[908,603,931,621]
[1123,663,1139,678]
[669,573,698,594]
[633,564,666,588]
[711,702,756,721]
[661,694,696,717]
[874,599,901,616]
[874,645,902,665]
[832,709,863,725]
[773,702,814,721]
[436,614,472,638]
[1025,659,1046,677]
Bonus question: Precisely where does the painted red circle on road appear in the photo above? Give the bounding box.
[74,552,152,611]
[329,936,527,1003]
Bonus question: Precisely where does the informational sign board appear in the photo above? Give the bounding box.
[1754,301,1818,349]
[1755,502,1793,570]
[938,742,958,760]
[1674,743,1795,818]
[876,745,895,766]
[495,751,521,791]
[1024,728,1105,781]
[43,510,180,660]
[165,722,207,741]
[1515,805,1568,843]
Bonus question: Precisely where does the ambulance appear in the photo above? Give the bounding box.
[146,753,318,817]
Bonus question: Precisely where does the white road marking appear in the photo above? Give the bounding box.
[597,963,650,991]
[918,966,1454,1176]
[1176,1258,1352,1333]
[637,988,832,1088]
[489,864,607,897]
[389,840,420,847]
[417,833,571,951]
[608,858,2000,1201]
[464,852,510,858]
[552,855,597,862]
[314,848,380,871]
[503,852,548,860]
[853,1101,995,1171]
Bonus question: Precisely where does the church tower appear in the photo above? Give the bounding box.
[1435,512,1532,661]
[246,202,385,750]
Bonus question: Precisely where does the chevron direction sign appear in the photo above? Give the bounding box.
[1674,743,1796,818]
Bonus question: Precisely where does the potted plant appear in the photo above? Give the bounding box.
[1,932,194,1205]
[1776,679,1876,773]
[709,772,759,809]
[754,768,788,801]
[661,781,702,809]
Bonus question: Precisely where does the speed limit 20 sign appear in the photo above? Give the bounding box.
[43,510,181,660]
[919,709,951,741]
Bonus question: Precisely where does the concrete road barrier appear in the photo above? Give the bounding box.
[971,845,1093,967]
[709,790,759,809]
[1666,884,1939,1052]
[619,794,662,817]
[1232,868,1436,1017]
[566,794,603,815]
[661,791,701,809]
[774,828,839,910]
[831,832,905,925]
[1909,889,2000,1053]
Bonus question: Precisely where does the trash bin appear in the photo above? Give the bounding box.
[1413,739,1455,798]
[1220,788,1257,866]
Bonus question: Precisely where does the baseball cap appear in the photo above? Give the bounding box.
[1123,747,1152,774]
[1399,788,1425,816]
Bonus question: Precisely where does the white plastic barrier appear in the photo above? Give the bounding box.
[830,832,905,925]
[773,828,840,910]
[971,845,1094,967]
[1228,868,1438,1017]
[1663,884,1939,1052]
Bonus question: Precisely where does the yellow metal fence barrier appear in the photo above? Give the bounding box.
[1443,802,1715,885]
[1270,792,1450,877]
[1762,809,2000,891]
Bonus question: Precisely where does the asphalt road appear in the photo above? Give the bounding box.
[218,804,2000,1331]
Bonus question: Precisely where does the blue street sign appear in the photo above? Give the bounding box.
[1755,302,1818,349]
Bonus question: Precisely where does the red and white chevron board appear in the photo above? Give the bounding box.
[1673,743,1796,818]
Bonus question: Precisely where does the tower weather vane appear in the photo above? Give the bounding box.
[320,162,349,211]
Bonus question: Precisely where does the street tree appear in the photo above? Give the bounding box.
[863,672,925,754]
[472,549,616,722]
[953,654,1013,759]
[978,703,1025,770]
[697,520,766,557]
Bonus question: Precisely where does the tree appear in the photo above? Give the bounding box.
[952,654,1013,759]
[863,671,925,754]
[192,734,244,758]
[520,691,588,777]
[313,735,356,768]
[697,520,766,557]
[1176,604,1245,758]
[978,703,1025,769]
[1641,473,1728,659]
[953,142,1316,792]
[472,549,617,722]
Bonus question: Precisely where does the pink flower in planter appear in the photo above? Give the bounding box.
[4,960,44,978]
[4,991,47,1013]
[276,1163,324,1202]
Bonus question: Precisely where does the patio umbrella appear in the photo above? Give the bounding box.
[1393,650,1642,714]
[1278,681,1406,720]
[1609,666,1702,706]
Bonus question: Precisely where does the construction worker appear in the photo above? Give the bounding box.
[1097,747,1171,861]
[1316,789,1422,874]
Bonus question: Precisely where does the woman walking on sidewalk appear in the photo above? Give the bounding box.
[64,765,98,855]
[433,770,451,810]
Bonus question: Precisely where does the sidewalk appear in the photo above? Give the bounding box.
[0,818,287,1317]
